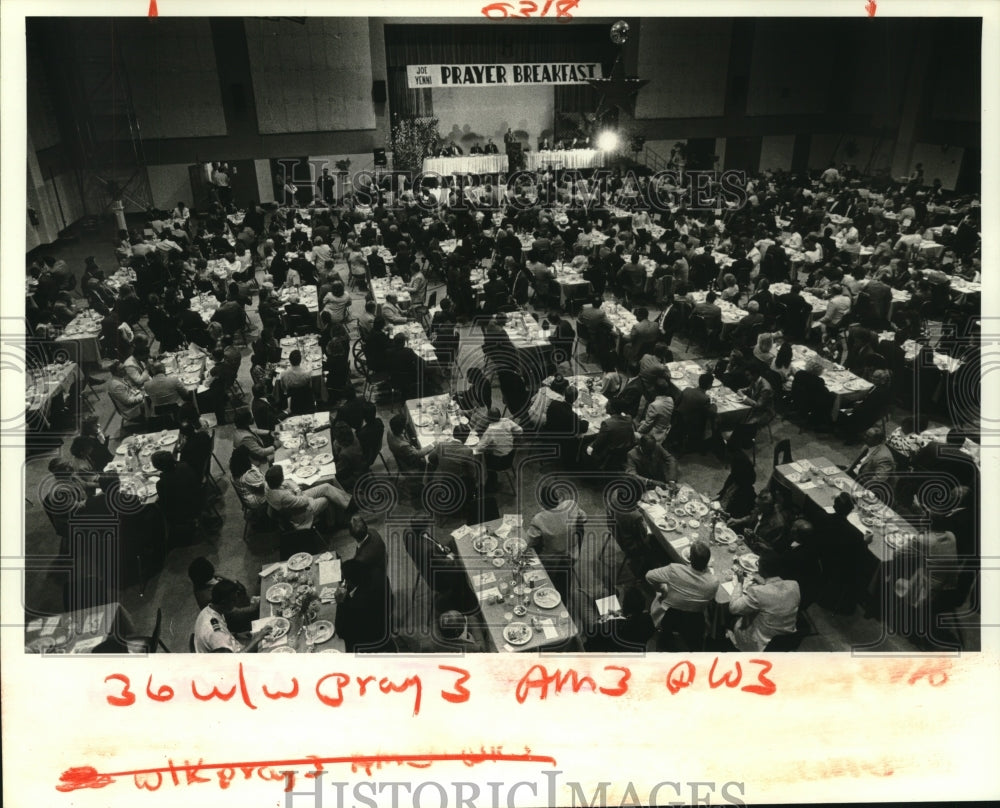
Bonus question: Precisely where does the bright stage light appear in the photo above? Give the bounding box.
[596,131,619,151]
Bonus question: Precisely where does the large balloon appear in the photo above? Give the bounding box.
[610,20,630,46]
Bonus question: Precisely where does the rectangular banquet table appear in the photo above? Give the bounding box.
[688,290,746,327]
[25,602,136,654]
[276,284,319,313]
[502,311,555,378]
[274,411,338,488]
[370,276,411,306]
[772,456,919,567]
[638,484,749,606]
[25,361,79,428]
[158,346,210,405]
[422,154,507,175]
[257,552,346,653]
[665,360,751,419]
[789,345,873,419]
[525,375,608,435]
[406,394,482,450]
[452,516,580,652]
[387,321,439,363]
[56,309,103,364]
[525,149,604,171]
[105,429,183,505]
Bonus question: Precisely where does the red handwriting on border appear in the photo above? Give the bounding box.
[665,657,777,696]
[102,664,470,716]
[514,664,631,703]
[482,0,580,20]
[56,750,559,794]
[865,0,877,16]
[148,0,158,17]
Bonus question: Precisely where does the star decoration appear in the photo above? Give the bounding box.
[587,56,649,120]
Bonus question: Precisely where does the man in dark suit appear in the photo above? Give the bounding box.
[626,307,659,363]
[587,399,637,469]
[845,427,896,488]
[283,293,311,323]
[732,300,765,347]
[657,293,685,346]
[348,515,387,584]
[862,278,893,323]
[484,138,499,154]
[290,250,317,285]
[544,386,589,464]
[548,312,576,365]
[334,559,393,652]
[470,142,484,155]
[671,372,717,451]
[775,283,813,341]
[251,383,287,433]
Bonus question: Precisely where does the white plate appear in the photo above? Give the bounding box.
[287,552,313,571]
[266,583,293,603]
[738,554,759,572]
[267,617,291,640]
[312,452,334,466]
[305,620,334,645]
[503,622,533,646]
[473,537,499,554]
[158,434,178,446]
[269,645,296,653]
[532,587,561,609]
[296,465,318,479]
[307,435,328,449]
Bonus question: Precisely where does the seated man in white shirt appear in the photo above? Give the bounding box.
[645,540,719,650]
[262,464,349,530]
[193,580,271,653]
[526,482,588,596]
[815,284,851,338]
[476,407,523,490]
[728,551,801,652]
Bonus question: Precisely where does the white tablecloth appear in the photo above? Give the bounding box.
[525,149,604,170]
[422,155,507,175]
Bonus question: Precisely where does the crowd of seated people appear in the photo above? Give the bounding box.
[23,153,981,654]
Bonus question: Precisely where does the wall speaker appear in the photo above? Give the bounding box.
[372,80,387,103]
[373,148,387,167]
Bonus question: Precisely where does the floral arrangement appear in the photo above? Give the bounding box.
[391,117,441,173]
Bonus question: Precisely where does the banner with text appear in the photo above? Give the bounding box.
[406,62,601,88]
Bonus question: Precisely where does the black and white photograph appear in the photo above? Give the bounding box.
[2,3,997,807]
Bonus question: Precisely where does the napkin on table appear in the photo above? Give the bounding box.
[318,560,341,585]
[537,618,559,639]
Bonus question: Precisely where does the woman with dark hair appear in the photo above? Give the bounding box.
[76,415,114,472]
[715,450,757,519]
[771,340,794,387]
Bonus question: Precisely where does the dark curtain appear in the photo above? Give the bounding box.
[388,67,433,121]
[384,24,614,67]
